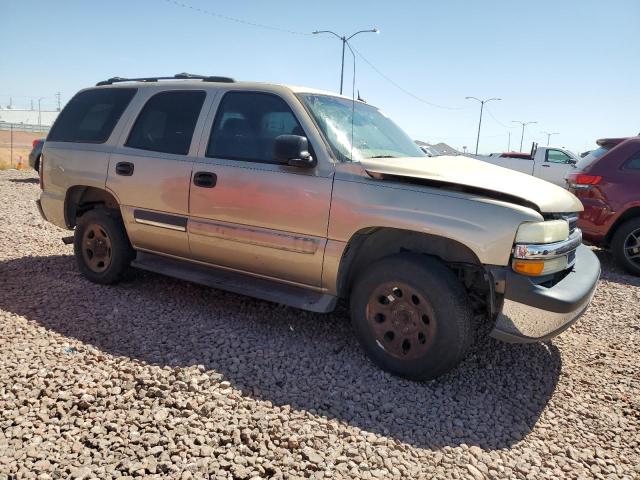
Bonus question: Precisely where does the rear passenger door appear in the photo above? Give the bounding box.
[188,91,333,286]
[107,89,210,257]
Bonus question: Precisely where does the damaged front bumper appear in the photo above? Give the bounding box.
[489,245,600,343]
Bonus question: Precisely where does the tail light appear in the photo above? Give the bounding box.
[566,172,602,190]
[39,155,44,190]
[32,139,41,149]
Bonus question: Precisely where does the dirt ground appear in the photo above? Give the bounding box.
[1,169,639,479]
[0,130,47,169]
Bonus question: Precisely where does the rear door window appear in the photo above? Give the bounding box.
[126,90,206,155]
[47,88,137,143]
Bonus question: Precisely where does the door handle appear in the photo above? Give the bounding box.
[193,171,217,188]
[542,164,550,167]
[115,161,134,176]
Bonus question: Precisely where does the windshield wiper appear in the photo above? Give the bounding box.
[367,155,398,158]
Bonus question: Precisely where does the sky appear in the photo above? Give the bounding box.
[1,0,638,154]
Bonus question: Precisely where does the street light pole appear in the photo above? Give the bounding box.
[313,28,379,95]
[465,96,501,155]
[37,97,44,128]
[512,120,537,152]
[541,131,559,146]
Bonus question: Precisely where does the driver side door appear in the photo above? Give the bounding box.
[187,91,334,286]
[536,149,576,186]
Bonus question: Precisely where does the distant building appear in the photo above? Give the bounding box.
[415,140,461,156]
[0,108,59,127]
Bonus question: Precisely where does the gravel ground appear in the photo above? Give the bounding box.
[1,168,639,479]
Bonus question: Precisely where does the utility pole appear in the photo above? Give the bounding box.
[465,96,501,155]
[56,92,62,111]
[541,131,559,146]
[312,28,379,95]
[38,97,44,128]
[8,97,12,109]
[507,131,511,151]
[30,99,34,111]
[512,120,537,152]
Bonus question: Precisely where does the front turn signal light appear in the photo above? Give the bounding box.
[513,260,545,276]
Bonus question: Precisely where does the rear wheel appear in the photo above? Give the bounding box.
[611,218,640,276]
[350,254,473,380]
[73,208,134,284]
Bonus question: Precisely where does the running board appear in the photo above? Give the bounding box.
[131,252,337,313]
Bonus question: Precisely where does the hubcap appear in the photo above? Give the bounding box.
[82,223,112,273]
[623,228,640,266]
[365,282,437,360]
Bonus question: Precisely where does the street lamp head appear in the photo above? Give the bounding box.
[373,27,380,34]
[312,30,319,34]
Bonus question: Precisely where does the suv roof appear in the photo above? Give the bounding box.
[92,73,359,102]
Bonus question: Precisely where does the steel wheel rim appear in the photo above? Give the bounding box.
[623,228,640,266]
[365,281,437,360]
[82,223,112,273]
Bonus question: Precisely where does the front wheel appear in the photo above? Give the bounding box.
[611,218,640,276]
[350,254,473,381]
[73,208,134,284]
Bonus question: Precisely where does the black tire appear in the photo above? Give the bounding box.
[350,253,473,381]
[611,217,640,276]
[73,208,134,284]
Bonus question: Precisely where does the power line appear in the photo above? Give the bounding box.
[484,105,511,129]
[162,0,311,36]
[350,45,467,110]
[163,0,470,112]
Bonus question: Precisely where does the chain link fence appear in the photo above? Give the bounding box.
[0,122,50,170]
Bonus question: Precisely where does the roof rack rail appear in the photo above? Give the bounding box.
[96,73,235,86]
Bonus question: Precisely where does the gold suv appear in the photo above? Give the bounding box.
[37,74,600,380]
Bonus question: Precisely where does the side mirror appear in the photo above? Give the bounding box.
[274,135,317,168]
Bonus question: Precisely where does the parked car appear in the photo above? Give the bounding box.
[37,74,600,380]
[474,144,580,187]
[29,138,45,171]
[566,136,640,275]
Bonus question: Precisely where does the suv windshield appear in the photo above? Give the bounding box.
[298,93,425,162]
[576,145,612,170]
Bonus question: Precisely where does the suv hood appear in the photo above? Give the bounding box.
[361,155,583,213]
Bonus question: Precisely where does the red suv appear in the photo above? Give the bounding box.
[566,136,640,275]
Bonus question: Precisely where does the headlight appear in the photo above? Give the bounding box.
[514,220,569,244]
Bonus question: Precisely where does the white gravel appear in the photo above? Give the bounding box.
[1,168,639,479]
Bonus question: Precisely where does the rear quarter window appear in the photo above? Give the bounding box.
[624,151,640,170]
[47,88,137,143]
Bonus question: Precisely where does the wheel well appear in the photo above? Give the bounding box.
[65,186,120,228]
[605,206,640,244]
[337,228,484,297]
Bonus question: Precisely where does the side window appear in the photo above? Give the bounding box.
[624,151,640,170]
[126,90,206,155]
[47,88,136,143]
[206,92,305,163]
[545,149,573,164]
